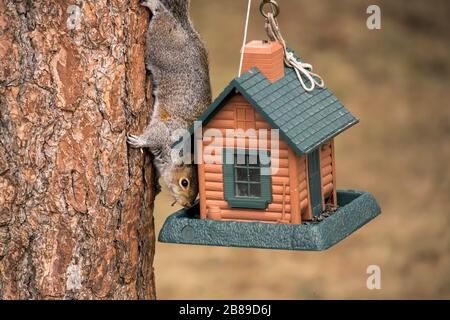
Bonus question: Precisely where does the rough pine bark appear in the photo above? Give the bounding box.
[0,0,156,299]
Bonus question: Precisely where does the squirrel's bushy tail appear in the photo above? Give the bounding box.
[159,0,190,27]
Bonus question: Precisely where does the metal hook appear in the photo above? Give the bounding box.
[260,0,280,19]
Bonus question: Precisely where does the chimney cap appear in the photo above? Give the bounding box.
[240,40,284,55]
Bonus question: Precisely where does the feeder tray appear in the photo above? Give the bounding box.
[159,190,381,251]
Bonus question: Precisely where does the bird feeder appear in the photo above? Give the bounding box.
[159,1,380,251]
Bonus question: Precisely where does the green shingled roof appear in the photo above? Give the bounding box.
[191,61,359,155]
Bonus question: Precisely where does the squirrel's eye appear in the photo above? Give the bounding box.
[179,178,189,189]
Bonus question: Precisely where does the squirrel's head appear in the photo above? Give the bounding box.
[166,163,199,208]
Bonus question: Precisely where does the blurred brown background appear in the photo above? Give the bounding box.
[154,0,450,299]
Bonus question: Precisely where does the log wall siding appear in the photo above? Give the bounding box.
[199,94,294,223]
[288,149,301,224]
[197,139,208,220]
[298,155,313,221]
[320,140,337,207]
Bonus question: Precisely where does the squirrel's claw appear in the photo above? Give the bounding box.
[127,134,146,149]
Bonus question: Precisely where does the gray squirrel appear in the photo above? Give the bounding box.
[128,0,212,207]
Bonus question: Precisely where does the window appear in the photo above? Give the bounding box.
[223,149,272,209]
[236,107,255,130]
[235,153,261,197]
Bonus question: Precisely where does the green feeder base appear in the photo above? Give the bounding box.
[158,190,381,251]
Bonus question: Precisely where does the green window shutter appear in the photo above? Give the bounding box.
[260,158,272,205]
[223,150,235,202]
[308,148,323,217]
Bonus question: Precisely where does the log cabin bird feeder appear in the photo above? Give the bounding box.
[159,0,381,250]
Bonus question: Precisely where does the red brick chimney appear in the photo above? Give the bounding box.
[240,40,285,82]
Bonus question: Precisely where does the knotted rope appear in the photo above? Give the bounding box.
[265,12,325,92]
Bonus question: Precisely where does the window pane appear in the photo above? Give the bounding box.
[236,168,248,181]
[249,169,260,182]
[236,153,246,165]
[245,109,255,121]
[248,154,258,166]
[236,183,249,197]
[237,109,246,120]
[237,121,246,130]
[249,184,261,197]
[245,121,255,130]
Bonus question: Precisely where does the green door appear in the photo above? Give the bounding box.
[308,149,323,217]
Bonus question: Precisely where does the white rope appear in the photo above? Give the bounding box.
[238,0,252,77]
[266,13,325,92]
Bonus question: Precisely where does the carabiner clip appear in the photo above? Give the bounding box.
[260,0,280,19]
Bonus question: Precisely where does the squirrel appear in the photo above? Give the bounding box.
[127,0,212,208]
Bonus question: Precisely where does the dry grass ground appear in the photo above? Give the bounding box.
[153,0,450,299]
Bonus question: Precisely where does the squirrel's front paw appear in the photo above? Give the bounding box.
[127,134,147,149]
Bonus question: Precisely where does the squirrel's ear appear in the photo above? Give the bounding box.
[170,147,184,167]
[177,148,186,166]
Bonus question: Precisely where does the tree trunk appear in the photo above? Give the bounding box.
[0,0,156,299]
